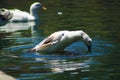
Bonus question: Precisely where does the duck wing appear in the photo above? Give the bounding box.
[40,32,65,47]
[42,35,60,47]
[43,37,53,44]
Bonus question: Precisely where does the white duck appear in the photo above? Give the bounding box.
[0,2,47,22]
[29,30,92,53]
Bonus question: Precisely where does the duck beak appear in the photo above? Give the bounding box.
[88,45,92,53]
[86,40,92,53]
[42,6,47,10]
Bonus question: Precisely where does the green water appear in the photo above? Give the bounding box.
[0,0,120,80]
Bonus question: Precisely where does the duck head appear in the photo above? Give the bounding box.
[80,31,92,52]
[30,2,47,16]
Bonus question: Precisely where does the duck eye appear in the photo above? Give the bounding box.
[0,9,5,12]
[62,33,64,36]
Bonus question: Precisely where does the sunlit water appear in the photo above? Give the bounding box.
[0,0,120,80]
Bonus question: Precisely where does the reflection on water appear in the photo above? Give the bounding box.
[0,0,120,80]
[0,21,39,32]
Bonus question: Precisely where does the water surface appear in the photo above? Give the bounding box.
[0,0,120,80]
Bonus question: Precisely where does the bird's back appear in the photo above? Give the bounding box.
[10,9,34,22]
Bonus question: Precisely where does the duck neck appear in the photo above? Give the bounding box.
[30,8,39,19]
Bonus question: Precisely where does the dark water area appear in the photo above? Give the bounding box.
[0,0,120,80]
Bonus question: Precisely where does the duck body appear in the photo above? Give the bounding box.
[9,9,35,22]
[30,30,92,53]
